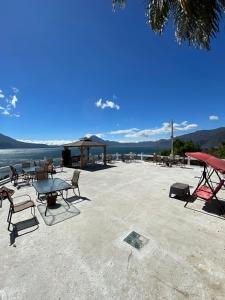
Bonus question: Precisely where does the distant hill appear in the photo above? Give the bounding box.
[2,126,225,150]
[0,133,50,149]
[90,127,225,150]
[90,135,173,149]
[176,127,225,149]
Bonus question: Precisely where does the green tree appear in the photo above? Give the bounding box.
[112,0,225,49]
[208,141,225,158]
[173,138,200,156]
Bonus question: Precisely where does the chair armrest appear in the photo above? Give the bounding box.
[65,179,71,182]
[13,194,32,201]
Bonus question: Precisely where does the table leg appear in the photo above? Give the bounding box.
[60,190,70,208]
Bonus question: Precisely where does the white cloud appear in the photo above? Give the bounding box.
[0,89,20,117]
[109,128,140,135]
[2,110,10,115]
[117,140,139,143]
[10,95,18,108]
[11,87,19,94]
[96,98,120,110]
[83,121,198,143]
[18,139,73,146]
[115,121,198,139]
[209,115,219,121]
[174,122,198,131]
[0,89,4,99]
[85,133,104,139]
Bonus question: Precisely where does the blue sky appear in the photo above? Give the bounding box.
[1,1,225,145]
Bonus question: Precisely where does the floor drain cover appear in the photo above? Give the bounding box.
[124,231,149,250]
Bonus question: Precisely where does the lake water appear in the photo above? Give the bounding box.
[0,146,158,168]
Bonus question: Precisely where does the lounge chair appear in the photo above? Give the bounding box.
[185,179,225,214]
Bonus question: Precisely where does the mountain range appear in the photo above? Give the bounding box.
[1,127,225,149]
[0,133,49,149]
[90,127,225,149]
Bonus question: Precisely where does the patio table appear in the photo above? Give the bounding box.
[33,178,72,215]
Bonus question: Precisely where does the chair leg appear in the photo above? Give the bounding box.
[7,210,13,231]
[45,205,48,216]
[77,186,80,197]
[60,191,70,208]
[7,209,10,222]
[184,197,190,207]
[31,206,35,217]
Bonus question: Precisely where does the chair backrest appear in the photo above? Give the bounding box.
[0,190,13,206]
[22,161,30,169]
[9,165,16,174]
[36,170,48,180]
[0,186,15,198]
[9,165,18,179]
[39,160,47,167]
[71,170,80,186]
[107,154,112,161]
[47,163,55,173]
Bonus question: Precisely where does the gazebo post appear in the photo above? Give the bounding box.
[80,146,84,169]
[103,145,107,166]
[87,147,90,162]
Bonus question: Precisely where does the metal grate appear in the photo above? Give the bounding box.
[124,231,149,250]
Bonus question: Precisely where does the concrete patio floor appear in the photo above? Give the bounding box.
[1,161,225,300]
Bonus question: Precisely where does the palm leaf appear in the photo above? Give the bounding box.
[112,0,225,49]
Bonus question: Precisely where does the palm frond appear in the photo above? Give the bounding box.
[112,0,225,49]
[112,0,126,11]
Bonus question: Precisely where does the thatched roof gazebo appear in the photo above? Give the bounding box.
[64,137,107,169]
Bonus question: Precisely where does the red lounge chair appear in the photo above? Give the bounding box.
[185,179,224,214]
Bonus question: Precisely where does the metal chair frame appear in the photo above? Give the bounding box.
[66,170,81,198]
[4,192,36,231]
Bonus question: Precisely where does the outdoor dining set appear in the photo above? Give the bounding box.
[153,154,186,167]
[0,159,81,231]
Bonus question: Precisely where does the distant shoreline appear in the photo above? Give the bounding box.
[0,146,160,169]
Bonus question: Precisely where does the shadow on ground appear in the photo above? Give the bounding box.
[185,197,225,219]
[84,164,117,172]
[170,193,195,202]
[66,195,91,204]
[9,217,39,246]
